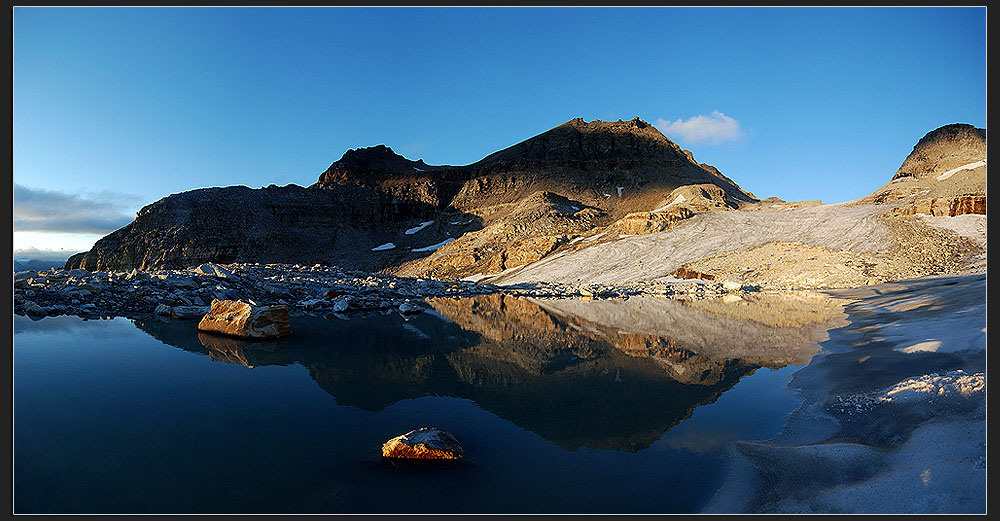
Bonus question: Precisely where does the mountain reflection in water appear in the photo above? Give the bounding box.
[132,292,845,452]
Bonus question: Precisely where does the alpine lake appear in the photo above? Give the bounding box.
[14,291,844,514]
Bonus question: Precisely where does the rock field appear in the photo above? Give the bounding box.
[13,261,763,322]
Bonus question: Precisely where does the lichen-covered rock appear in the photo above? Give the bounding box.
[197,299,292,339]
[381,427,464,460]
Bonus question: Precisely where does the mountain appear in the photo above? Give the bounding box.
[861,123,986,216]
[66,117,758,275]
[891,123,986,181]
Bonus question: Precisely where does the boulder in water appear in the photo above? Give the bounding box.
[381,427,464,460]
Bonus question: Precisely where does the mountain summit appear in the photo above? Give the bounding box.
[892,123,986,181]
[861,123,986,216]
[475,117,688,164]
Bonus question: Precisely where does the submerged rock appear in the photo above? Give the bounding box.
[381,427,464,460]
[197,299,292,339]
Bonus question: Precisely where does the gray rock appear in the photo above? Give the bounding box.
[398,301,423,315]
[159,274,199,290]
[190,262,241,281]
[331,296,350,312]
[170,305,210,320]
[299,298,325,309]
[24,302,47,317]
[14,270,37,281]
[125,268,150,281]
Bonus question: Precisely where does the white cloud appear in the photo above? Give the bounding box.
[654,111,745,146]
[13,184,140,234]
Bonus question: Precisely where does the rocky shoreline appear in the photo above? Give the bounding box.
[13,261,764,322]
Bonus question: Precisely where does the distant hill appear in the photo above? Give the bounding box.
[14,258,70,272]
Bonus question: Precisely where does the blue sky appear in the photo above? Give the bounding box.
[13,6,987,258]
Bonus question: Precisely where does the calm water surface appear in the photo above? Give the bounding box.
[14,294,827,513]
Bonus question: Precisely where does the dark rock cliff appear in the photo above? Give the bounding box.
[65,183,433,272]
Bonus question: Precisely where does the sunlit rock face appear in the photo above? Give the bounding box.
[888,195,986,217]
[197,299,292,339]
[381,427,465,460]
[615,208,693,235]
[393,119,758,278]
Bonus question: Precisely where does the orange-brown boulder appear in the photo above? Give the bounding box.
[197,299,292,339]
[381,427,464,460]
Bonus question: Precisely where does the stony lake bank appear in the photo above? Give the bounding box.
[13,261,764,322]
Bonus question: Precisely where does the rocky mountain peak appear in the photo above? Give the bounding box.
[892,123,986,180]
[314,144,434,188]
[338,144,406,165]
[561,116,651,131]
[472,116,690,166]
